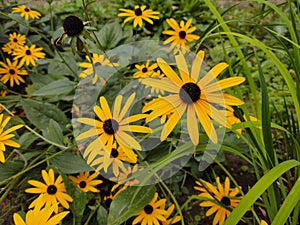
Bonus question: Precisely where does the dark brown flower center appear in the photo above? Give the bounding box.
[179,30,187,39]
[134,8,143,16]
[144,204,153,214]
[13,38,18,43]
[103,119,119,134]
[179,82,201,104]
[95,62,102,67]
[47,185,57,195]
[142,67,148,73]
[24,8,30,12]
[63,15,84,37]
[221,196,231,206]
[25,50,31,55]
[233,108,244,118]
[9,69,16,75]
[79,181,87,188]
[110,148,119,158]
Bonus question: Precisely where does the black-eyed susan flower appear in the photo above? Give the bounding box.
[0,113,23,163]
[69,171,102,193]
[133,61,158,78]
[79,53,119,84]
[63,15,84,37]
[0,58,28,87]
[112,164,141,186]
[226,107,258,136]
[194,177,242,225]
[13,44,45,67]
[25,168,73,213]
[141,50,245,145]
[133,192,168,225]
[162,204,181,225]
[76,93,151,154]
[12,5,41,20]
[89,143,137,177]
[118,5,160,28]
[2,42,15,55]
[8,32,26,48]
[13,204,69,225]
[163,18,200,54]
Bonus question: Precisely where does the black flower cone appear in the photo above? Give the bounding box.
[63,15,84,37]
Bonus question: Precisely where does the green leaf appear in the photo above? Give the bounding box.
[19,132,39,149]
[0,160,24,182]
[21,98,68,131]
[49,152,93,174]
[107,185,156,225]
[42,119,64,146]
[32,79,74,96]
[97,205,108,225]
[223,160,300,225]
[98,22,123,49]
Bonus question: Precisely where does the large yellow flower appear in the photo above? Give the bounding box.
[163,18,200,53]
[0,113,23,163]
[25,169,73,213]
[141,50,245,145]
[76,93,151,156]
[13,205,68,225]
[13,44,45,67]
[118,5,160,28]
[0,58,28,87]
[69,171,102,193]
[133,192,168,225]
[12,5,41,20]
[194,177,242,225]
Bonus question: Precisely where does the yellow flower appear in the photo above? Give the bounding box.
[0,113,23,163]
[194,177,242,225]
[2,42,15,54]
[69,172,102,193]
[133,192,168,225]
[12,5,41,20]
[133,61,158,78]
[161,204,181,225]
[13,205,69,225]
[79,53,119,84]
[25,169,73,213]
[8,32,26,48]
[13,44,45,67]
[163,18,200,53]
[0,58,28,87]
[260,220,268,225]
[118,5,160,28]
[141,50,245,145]
[76,93,151,153]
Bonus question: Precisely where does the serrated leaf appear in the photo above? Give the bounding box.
[42,119,64,146]
[107,186,156,225]
[49,152,93,174]
[21,99,68,131]
[32,79,74,96]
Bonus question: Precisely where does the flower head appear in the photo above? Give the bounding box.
[12,5,41,20]
[134,61,158,78]
[13,205,69,225]
[0,113,23,163]
[69,172,102,193]
[118,5,160,28]
[0,58,28,87]
[163,18,200,53]
[8,32,26,48]
[133,192,168,225]
[13,44,45,67]
[141,50,245,145]
[63,16,84,37]
[25,169,73,213]
[76,93,151,153]
[2,42,15,54]
[194,177,242,225]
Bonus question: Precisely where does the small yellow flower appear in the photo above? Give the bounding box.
[8,32,26,48]
[0,58,28,87]
[69,172,103,193]
[12,5,41,20]
[0,113,23,163]
[2,42,15,55]
[13,44,45,67]
[118,5,160,28]
[163,18,200,53]
[134,61,158,78]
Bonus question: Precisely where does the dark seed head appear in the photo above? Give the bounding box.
[103,119,119,135]
[25,50,31,55]
[144,204,153,214]
[221,196,231,206]
[79,181,87,188]
[142,67,148,73]
[179,82,201,104]
[9,69,16,75]
[13,38,18,43]
[134,8,143,16]
[95,62,102,67]
[110,148,119,158]
[24,8,30,12]
[179,30,187,39]
[47,185,57,195]
[63,16,84,37]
